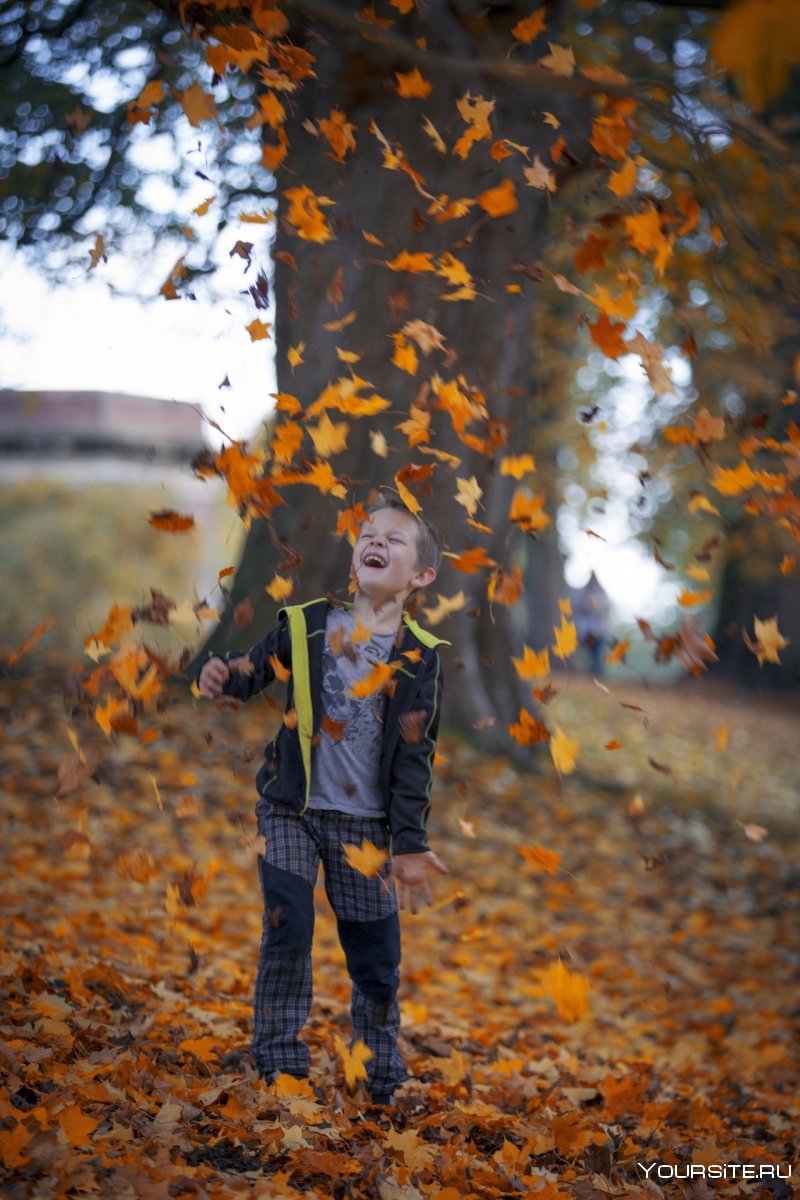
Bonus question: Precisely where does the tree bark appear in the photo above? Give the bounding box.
[203,1,587,753]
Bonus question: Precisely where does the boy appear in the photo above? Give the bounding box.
[198,495,449,1105]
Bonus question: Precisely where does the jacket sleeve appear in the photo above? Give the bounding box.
[198,610,292,702]
[388,649,444,857]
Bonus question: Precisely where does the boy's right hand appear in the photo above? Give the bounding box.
[198,656,230,698]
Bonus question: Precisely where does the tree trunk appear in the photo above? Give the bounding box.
[203,1,585,753]
[712,531,800,689]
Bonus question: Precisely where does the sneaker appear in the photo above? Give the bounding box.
[367,1091,396,1107]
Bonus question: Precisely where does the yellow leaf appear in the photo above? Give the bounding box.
[283,185,335,243]
[287,342,305,369]
[523,156,556,191]
[500,454,536,478]
[714,722,729,751]
[334,1034,373,1088]
[421,114,447,152]
[559,597,572,615]
[179,1034,221,1060]
[543,959,590,1022]
[590,284,637,321]
[509,489,550,534]
[550,726,579,775]
[539,43,575,76]
[439,1048,471,1085]
[309,411,349,458]
[336,347,361,363]
[193,194,216,216]
[608,158,637,197]
[386,249,436,273]
[391,332,419,375]
[395,476,422,515]
[246,318,270,342]
[266,574,294,602]
[688,492,721,517]
[685,564,711,582]
[455,474,483,517]
[747,615,790,666]
[519,844,561,874]
[421,590,468,624]
[324,309,357,332]
[512,645,551,680]
[552,615,578,660]
[177,82,217,126]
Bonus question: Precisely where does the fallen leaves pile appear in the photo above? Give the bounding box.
[1,657,798,1198]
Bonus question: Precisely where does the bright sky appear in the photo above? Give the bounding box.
[0,252,277,445]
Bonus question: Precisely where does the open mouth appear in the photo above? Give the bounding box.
[362,552,387,569]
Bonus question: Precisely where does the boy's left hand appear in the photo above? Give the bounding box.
[390,851,449,914]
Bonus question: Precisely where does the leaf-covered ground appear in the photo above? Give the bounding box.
[1,658,798,1198]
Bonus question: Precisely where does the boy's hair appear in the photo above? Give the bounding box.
[365,493,444,583]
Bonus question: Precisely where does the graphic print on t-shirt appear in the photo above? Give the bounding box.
[307,609,396,817]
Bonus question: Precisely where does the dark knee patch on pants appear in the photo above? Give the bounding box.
[338,913,401,1002]
[259,860,314,959]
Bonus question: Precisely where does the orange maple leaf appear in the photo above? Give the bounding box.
[395,68,432,98]
[519,844,561,874]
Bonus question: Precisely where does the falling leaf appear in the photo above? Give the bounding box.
[523,156,556,191]
[519,844,561,874]
[284,185,335,242]
[246,318,270,341]
[477,178,518,217]
[552,615,578,660]
[454,475,483,517]
[608,158,637,197]
[512,645,551,679]
[679,588,713,608]
[500,454,536,478]
[8,618,55,667]
[543,959,590,1021]
[395,68,432,98]
[334,1034,373,1088]
[737,819,769,844]
[539,43,576,76]
[341,839,388,877]
[177,82,218,126]
[508,708,550,746]
[512,9,547,42]
[550,725,579,774]
[744,615,789,666]
[87,233,107,270]
[288,342,305,369]
[605,639,630,665]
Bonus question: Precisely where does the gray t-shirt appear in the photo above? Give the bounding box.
[307,607,398,818]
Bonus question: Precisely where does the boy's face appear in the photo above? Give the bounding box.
[353,508,436,604]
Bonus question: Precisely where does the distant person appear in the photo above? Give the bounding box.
[197,494,449,1107]
[573,570,611,676]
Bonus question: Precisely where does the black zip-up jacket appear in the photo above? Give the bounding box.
[201,597,449,856]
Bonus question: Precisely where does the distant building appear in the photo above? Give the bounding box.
[0,389,204,460]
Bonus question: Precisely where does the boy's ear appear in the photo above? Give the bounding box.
[411,565,437,590]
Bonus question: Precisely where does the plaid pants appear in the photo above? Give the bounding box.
[252,806,408,1098]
